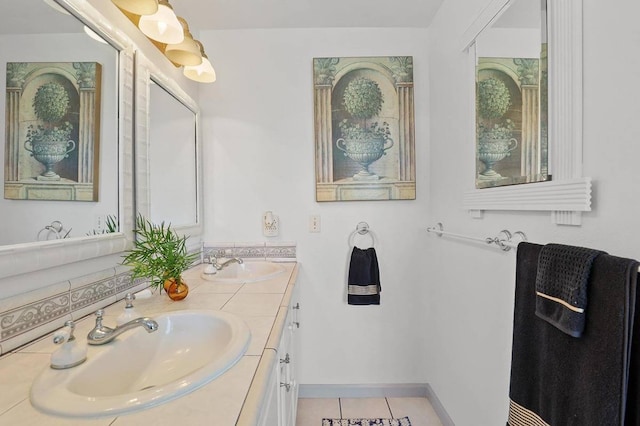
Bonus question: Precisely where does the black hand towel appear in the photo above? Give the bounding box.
[508,242,640,426]
[535,243,605,337]
[347,247,381,305]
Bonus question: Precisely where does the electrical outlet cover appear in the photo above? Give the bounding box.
[263,212,279,237]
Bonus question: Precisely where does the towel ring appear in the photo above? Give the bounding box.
[37,226,61,241]
[36,221,68,241]
[349,222,375,248]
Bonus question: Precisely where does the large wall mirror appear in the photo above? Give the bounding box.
[135,54,202,238]
[461,0,591,225]
[0,0,134,278]
[475,0,547,189]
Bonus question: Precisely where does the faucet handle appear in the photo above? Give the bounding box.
[50,320,87,369]
[53,320,76,344]
[124,293,135,308]
[94,309,105,326]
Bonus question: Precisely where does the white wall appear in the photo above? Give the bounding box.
[198,28,431,385]
[427,0,640,424]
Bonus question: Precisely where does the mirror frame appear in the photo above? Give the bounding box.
[461,0,591,225]
[0,0,134,279]
[134,53,203,238]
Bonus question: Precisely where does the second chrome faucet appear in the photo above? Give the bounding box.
[211,254,243,270]
[87,309,158,345]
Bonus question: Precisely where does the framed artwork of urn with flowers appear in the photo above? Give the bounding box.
[4,61,102,201]
[313,56,416,202]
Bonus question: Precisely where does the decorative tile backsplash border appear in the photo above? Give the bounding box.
[0,268,147,354]
[0,294,70,341]
[203,242,297,263]
[0,242,295,354]
[265,244,297,260]
[70,276,117,312]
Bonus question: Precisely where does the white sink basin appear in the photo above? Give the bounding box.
[31,310,250,417]
[201,261,286,283]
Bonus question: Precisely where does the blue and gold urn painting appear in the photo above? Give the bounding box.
[4,61,102,201]
[313,56,416,202]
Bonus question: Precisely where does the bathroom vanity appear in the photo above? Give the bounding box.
[0,0,298,412]
[0,262,299,425]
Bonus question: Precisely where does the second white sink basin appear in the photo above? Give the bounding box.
[30,310,251,418]
[201,261,286,283]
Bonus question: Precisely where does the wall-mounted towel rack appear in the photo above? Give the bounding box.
[349,221,375,247]
[427,223,640,271]
[37,220,72,241]
[426,222,527,251]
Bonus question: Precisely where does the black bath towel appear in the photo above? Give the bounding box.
[535,243,605,337]
[347,247,381,305]
[508,242,640,426]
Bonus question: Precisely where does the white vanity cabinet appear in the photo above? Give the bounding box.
[242,279,300,426]
[257,355,280,426]
[277,299,300,426]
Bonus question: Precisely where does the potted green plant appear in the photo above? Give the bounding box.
[122,215,199,301]
[24,82,76,180]
[87,215,118,235]
[336,77,393,180]
[476,77,518,178]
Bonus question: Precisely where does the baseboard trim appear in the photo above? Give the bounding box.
[298,383,427,398]
[298,383,454,425]
[424,383,455,426]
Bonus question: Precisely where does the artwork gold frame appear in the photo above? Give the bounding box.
[313,56,416,202]
[4,61,102,201]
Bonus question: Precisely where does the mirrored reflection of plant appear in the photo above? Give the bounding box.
[86,215,118,235]
[477,120,515,141]
[478,78,510,119]
[477,77,513,141]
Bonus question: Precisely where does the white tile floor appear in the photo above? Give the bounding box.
[296,397,443,426]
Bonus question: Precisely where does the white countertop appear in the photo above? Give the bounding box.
[0,262,298,425]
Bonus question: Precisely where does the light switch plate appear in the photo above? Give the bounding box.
[309,215,321,233]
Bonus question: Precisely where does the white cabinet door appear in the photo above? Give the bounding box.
[287,299,300,426]
[278,287,300,426]
[258,358,279,426]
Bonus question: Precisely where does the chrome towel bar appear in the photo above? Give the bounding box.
[427,223,640,271]
[426,222,527,251]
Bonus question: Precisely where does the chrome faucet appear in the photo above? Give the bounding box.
[210,254,243,271]
[87,309,158,345]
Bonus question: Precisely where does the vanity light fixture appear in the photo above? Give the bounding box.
[164,17,202,67]
[111,0,159,16]
[138,0,183,45]
[112,1,216,83]
[183,40,216,83]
